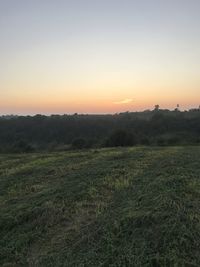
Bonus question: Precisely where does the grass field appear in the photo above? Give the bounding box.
[1,147,200,266]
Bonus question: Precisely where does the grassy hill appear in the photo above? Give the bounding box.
[1,147,200,266]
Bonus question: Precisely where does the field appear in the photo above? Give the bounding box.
[1,147,200,266]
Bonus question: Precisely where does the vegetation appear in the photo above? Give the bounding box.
[0,109,200,152]
[1,146,200,266]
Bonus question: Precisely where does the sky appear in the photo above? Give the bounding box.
[0,0,200,114]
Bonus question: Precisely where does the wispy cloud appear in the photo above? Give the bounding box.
[114,98,133,105]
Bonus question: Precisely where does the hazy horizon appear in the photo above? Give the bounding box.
[1,105,200,117]
[1,0,200,114]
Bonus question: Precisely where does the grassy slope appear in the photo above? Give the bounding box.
[0,147,200,266]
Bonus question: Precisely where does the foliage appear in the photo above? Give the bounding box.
[71,138,86,149]
[0,109,200,152]
[106,129,136,147]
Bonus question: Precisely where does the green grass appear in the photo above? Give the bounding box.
[1,147,200,266]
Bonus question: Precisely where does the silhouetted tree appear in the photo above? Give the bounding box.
[154,104,160,111]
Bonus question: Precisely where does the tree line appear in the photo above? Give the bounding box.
[0,109,200,152]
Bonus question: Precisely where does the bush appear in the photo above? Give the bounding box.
[156,138,166,146]
[12,140,34,153]
[140,137,150,145]
[71,138,86,149]
[106,130,136,147]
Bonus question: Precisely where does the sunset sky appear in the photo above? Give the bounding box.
[0,0,200,114]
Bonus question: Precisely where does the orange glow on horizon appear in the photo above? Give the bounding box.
[0,90,199,115]
[1,1,199,115]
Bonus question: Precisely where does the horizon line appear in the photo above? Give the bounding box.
[1,107,200,117]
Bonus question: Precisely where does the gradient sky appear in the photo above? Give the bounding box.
[0,0,200,114]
